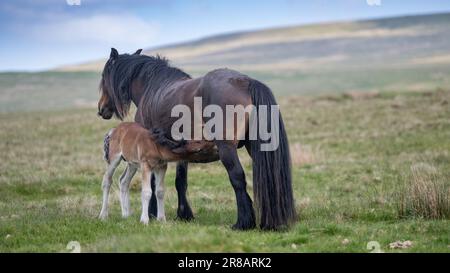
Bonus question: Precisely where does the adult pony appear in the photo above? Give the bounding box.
[97,48,295,230]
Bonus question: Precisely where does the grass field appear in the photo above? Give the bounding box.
[2,63,450,113]
[0,88,449,252]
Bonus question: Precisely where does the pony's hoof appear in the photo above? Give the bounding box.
[157,216,166,222]
[177,208,195,221]
[232,221,256,231]
[140,217,149,225]
[176,215,194,222]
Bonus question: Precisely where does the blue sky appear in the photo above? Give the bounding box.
[1,0,450,71]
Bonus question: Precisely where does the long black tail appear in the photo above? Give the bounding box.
[248,79,296,230]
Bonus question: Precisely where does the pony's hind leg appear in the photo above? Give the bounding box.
[154,164,168,222]
[119,163,138,218]
[216,141,256,230]
[175,161,194,221]
[99,156,122,220]
[140,163,152,225]
[148,174,157,219]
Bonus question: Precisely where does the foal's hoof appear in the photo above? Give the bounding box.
[140,217,149,225]
[98,213,108,221]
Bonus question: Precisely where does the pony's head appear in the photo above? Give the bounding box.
[98,48,142,120]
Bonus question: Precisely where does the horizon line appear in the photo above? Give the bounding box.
[1,10,449,73]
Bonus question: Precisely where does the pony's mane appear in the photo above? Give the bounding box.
[102,54,191,119]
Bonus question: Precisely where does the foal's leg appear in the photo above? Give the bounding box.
[119,163,138,218]
[154,164,168,222]
[175,161,194,221]
[216,141,256,230]
[140,163,153,225]
[99,156,121,220]
[149,162,194,221]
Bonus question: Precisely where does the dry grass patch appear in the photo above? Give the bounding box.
[397,163,450,220]
[290,143,322,167]
[342,91,379,100]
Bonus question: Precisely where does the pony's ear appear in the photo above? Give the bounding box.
[110,48,119,60]
[133,49,143,55]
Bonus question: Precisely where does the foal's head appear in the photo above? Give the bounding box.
[98,48,143,120]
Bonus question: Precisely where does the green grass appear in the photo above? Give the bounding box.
[0,90,449,252]
[243,64,450,96]
[2,63,450,113]
[0,72,100,113]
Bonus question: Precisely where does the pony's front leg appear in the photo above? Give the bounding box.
[216,141,256,230]
[119,164,138,218]
[154,164,168,222]
[99,157,121,220]
[140,163,152,225]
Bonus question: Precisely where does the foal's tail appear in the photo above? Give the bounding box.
[103,128,115,164]
[248,79,296,230]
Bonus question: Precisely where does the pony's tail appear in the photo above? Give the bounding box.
[248,79,296,230]
[103,128,115,164]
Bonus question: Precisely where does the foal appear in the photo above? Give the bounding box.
[98,122,199,224]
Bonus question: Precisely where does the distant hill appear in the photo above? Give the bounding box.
[2,13,450,113]
[60,12,450,74]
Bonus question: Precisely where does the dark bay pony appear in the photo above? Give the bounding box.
[97,48,295,230]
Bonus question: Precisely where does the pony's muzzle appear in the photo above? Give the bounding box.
[98,107,113,119]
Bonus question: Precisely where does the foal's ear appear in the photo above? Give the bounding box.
[133,49,143,55]
[110,48,119,60]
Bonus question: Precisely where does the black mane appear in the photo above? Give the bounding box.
[101,54,191,119]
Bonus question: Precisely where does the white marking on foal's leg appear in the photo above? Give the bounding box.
[154,165,167,222]
[119,164,138,218]
[99,156,121,220]
[140,164,152,225]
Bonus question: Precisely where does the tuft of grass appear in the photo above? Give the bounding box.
[290,143,322,167]
[397,163,450,220]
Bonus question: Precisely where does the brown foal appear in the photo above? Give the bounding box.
[98,122,203,224]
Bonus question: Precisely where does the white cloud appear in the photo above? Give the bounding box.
[30,13,160,49]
